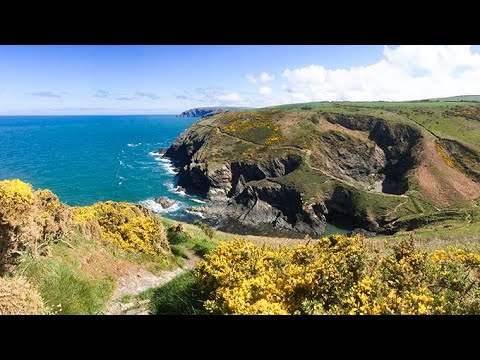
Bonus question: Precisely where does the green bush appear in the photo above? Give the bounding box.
[167,225,191,245]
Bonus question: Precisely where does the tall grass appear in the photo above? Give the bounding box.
[19,243,115,315]
[150,271,207,315]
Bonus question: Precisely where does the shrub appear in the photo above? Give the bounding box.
[0,180,72,274]
[195,236,480,315]
[167,225,191,245]
[195,236,365,315]
[72,202,170,256]
[0,276,46,315]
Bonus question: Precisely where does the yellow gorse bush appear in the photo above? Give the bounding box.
[196,235,366,315]
[0,179,170,273]
[195,236,480,315]
[0,179,35,207]
[435,140,456,169]
[0,180,72,273]
[72,201,169,256]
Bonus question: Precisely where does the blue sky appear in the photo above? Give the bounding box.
[0,45,479,115]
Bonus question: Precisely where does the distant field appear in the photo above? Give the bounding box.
[269,100,480,149]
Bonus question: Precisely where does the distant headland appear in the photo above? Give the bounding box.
[178,107,252,118]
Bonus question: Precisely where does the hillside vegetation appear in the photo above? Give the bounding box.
[0,179,175,314]
[165,101,480,237]
[1,179,480,315]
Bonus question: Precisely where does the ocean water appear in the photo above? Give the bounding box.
[0,115,204,221]
[0,114,348,234]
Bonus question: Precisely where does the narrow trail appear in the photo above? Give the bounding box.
[105,249,202,315]
[384,198,410,219]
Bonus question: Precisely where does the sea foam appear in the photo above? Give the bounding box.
[185,209,205,218]
[139,199,182,213]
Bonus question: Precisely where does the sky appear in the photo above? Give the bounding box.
[0,45,480,115]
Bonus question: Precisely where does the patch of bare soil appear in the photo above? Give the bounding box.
[278,112,305,139]
[417,137,480,207]
[80,248,135,278]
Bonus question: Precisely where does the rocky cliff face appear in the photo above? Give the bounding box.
[166,130,323,235]
[324,113,422,194]
[165,123,326,235]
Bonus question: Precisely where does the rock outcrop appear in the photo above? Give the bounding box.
[153,196,177,209]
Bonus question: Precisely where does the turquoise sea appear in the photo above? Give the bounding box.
[0,115,347,234]
[0,115,205,221]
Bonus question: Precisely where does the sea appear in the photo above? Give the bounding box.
[0,115,347,234]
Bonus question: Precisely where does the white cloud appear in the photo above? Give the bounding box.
[259,72,275,83]
[259,86,272,96]
[246,74,257,84]
[281,45,480,102]
[246,72,275,85]
[215,92,241,102]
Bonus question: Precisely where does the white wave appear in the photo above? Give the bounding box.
[185,209,205,218]
[118,182,123,185]
[127,143,142,147]
[118,176,126,180]
[118,159,125,166]
[164,182,186,196]
[155,158,177,174]
[191,198,206,204]
[140,199,181,213]
[148,151,160,156]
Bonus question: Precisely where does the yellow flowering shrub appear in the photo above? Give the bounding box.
[0,180,72,273]
[195,236,480,315]
[72,201,169,256]
[219,111,285,145]
[196,235,365,315]
[444,105,480,121]
[0,179,35,208]
[435,140,456,168]
[0,179,170,273]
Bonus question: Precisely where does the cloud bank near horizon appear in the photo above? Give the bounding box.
[278,45,480,103]
[225,46,480,107]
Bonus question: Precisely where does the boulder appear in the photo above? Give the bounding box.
[153,196,177,209]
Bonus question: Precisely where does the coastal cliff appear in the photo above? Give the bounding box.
[165,104,480,237]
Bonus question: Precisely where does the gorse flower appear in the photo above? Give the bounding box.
[195,236,480,315]
[72,201,169,256]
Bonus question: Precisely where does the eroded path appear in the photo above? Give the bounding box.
[105,249,202,315]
